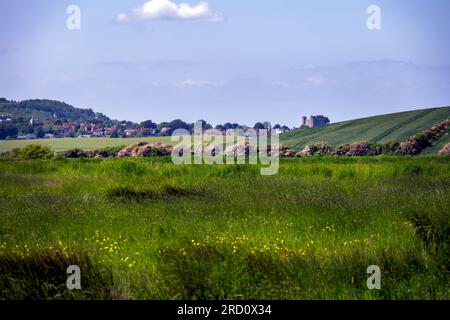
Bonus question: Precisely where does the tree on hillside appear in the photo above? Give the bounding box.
[315,115,330,123]
[195,120,212,130]
[167,119,190,135]
[33,126,45,138]
[254,122,265,130]
[0,123,18,140]
[140,120,157,129]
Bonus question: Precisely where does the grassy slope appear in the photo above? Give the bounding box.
[0,157,449,299]
[281,106,450,151]
[0,137,172,153]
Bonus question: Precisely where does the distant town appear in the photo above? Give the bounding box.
[0,98,330,140]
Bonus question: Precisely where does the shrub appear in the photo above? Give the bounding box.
[382,141,400,155]
[57,148,88,158]
[333,144,351,156]
[117,142,149,158]
[55,146,125,159]
[225,141,256,157]
[88,146,125,158]
[398,118,450,155]
[135,144,158,157]
[332,142,383,157]
[347,142,369,156]
[117,142,173,158]
[269,144,296,157]
[296,142,334,157]
[16,144,53,160]
[438,143,450,156]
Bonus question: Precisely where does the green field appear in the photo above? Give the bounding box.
[0,157,449,299]
[281,106,450,151]
[0,137,172,153]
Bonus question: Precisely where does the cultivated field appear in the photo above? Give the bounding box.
[0,157,449,299]
[282,106,450,150]
[0,137,172,153]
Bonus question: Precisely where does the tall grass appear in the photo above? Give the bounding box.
[0,156,449,299]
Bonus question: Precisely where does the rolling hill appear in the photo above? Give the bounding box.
[281,106,450,151]
[0,98,110,122]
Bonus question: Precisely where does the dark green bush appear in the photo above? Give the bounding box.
[16,144,53,160]
[55,146,125,159]
[88,145,125,158]
[57,148,88,158]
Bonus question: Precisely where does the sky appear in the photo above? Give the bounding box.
[1,0,450,127]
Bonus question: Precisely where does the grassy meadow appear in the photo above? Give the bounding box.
[0,156,449,299]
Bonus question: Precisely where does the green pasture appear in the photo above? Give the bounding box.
[0,157,449,299]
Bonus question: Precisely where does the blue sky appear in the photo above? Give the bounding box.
[1,0,450,126]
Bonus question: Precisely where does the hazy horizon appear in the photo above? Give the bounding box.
[1,0,450,127]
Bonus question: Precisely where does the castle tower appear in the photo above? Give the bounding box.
[309,115,315,128]
[301,116,307,126]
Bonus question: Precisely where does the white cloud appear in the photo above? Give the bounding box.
[117,0,223,22]
[302,64,318,70]
[272,81,291,89]
[271,77,329,89]
[116,13,129,22]
[304,76,327,86]
[177,78,226,88]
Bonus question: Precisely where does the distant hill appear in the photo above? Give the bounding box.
[0,98,110,123]
[281,106,450,151]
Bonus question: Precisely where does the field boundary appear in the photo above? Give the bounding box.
[370,109,434,143]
